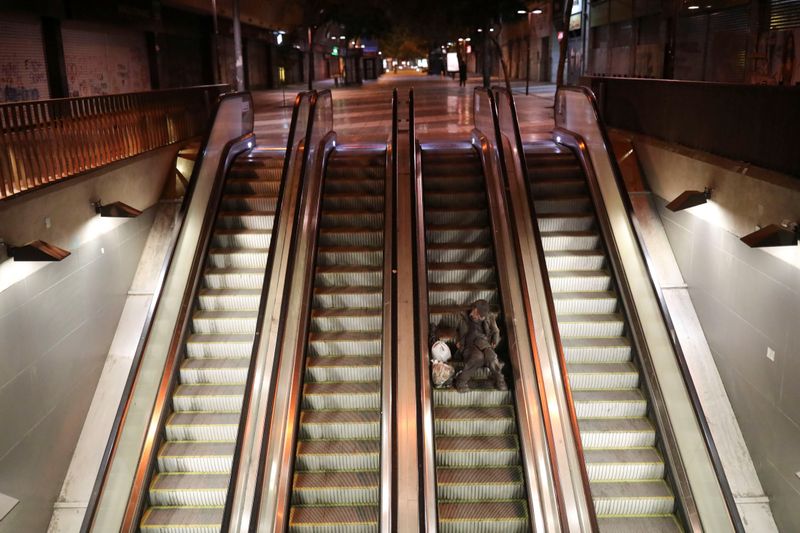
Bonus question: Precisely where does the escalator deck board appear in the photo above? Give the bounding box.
[421,149,531,531]
[288,150,386,530]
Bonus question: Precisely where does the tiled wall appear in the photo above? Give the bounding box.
[0,208,155,532]
[658,198,800,532]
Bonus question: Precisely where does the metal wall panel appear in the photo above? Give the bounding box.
[770,0,800,30]
[0,15,50,102]
[61,21,150,96]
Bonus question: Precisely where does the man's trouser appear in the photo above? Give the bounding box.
[455,345,502,387]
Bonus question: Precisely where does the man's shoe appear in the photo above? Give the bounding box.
[495,377,508,391]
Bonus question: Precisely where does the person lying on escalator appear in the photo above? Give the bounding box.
[454,299,508,393]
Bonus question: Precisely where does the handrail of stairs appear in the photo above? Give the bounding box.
[551,85,743,533]
[81,91,254,533]
[0,84,228,202]
[222,90,316,531]
[472,86,567,533]
[491,85,599,532]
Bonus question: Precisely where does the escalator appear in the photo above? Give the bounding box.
[524,142,679,532]
[420,144,530,532]
[141,150,285,532]
[286,146,388,532]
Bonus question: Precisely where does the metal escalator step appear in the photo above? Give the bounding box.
[149,473,229,506]
[323,193,383,210]
[423,176,484,192]
[307,331,381,357]
[579,417,656,448]
[545,250,605,271]
[426,243,493,264]
[157,442,234,473]
[197,289,261,311]
[317,246,383,267]
[186,334,254,358]
[180,357,250,384]
[435,406,516,436]
[140,506,222,532]
[296,439,380,470]
[436,435,520,467]
[206,249,268,269]
[540,231,600,251]
[225,178,281,195]
[438,501,528,532]
[557,313,625,337]
[321,210,383,228]
[319,227,383,247]
[584,448,665,481]
[315,265,382,287]
[437,466,525,500]
[424,190,486,208]
[202,268,264,289]
[425,207,489,226]
[534,196,592,214]
[299,410,380,440]
[597,515,682,532]
[173,384,244,412]
[288,504,378,532]
[553,291,618,315]
[572,390,647,418]
[549,270,612,292]
[165,412,239,441]
[531,178,587,196]
[434,380,512,407]
[306,356,381,382]
[211,229,272,248]
[537,212,595,232]
[220,193,278,211]
[216,211,275,230]
[591,479,674,516]
[429,304,499,329]
[567,362,639,390]
[312,286,382,308]
[311,308,382,332]
[562,337,632,363]
[428,262,495,284]
[324,177,384,194]
[428,283,497,307]
[426,225,491,245]
[292,471,379,505]
[325,167,384,180]
[302,382,380,410]
[192,310,257,334]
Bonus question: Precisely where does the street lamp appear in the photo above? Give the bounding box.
[524,7,544,95]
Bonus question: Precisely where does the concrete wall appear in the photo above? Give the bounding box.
[0,148,174,531]
[633,135,800,532]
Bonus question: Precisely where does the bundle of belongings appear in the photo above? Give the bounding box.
[429,299,507,393]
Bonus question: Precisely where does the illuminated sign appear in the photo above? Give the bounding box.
[332,46,339,57]
[446,52,459,72]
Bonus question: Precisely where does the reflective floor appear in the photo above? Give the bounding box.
[253,72,556,147]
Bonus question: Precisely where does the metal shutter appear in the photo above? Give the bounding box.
[706,7,748,81]
[0,15,50,102]
[61,22,150,97]
[675,14,708,80]
[770,0,800,30]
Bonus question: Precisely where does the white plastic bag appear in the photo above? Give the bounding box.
[431,340,452,362]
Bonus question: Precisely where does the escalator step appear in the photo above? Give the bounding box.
[573,389,647,418]
[434,406,516,436]
[437,466,525,500]
[540,231,600,251]
[426,243,493,264]
[292,471,379,505]
[549,270,612,292]
[544,249,605,271]
[425,207,489,226]
[216,211,276,230]
[312,286,382,308]
[438,501,528,533]
[317,246,383,267]
[299,410,380,440]
[315,265,382,287]
[433,380,512,407]
[591,479,674,515]
[579,417,656,448]
[149,473,229,506]
[301,382,380,410]
[436,435,520,467]
[553,291,618,315]
[202,267,264,289]
[197,288,262,311]
[596,515,682,532]
[557,313,625,337]
[173,384,244,412]
[221,193,278,211]
[427,262,495,284]
[296,439,380,471]
[192,310,257,334]
[584,448,665,481]
[567,362,639,390]
[562,337,632,363]
[305,356,381,382]
[185,334,254,358]
[426,225,492,245]
[180,357,250,384]
[307,331,381,357]
[164,412,239,441]
[206,249,268,269]
[211,229,272,249]
[319,227,383,247]
[157,442,234,473]
[537,213,595,232]
[140,506,223,532]
[289,505,378,532]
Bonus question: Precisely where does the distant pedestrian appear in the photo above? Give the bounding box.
[458,54,467,87]
[453,299,507,392]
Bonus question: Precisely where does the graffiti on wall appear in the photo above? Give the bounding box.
[1,60,47,102]
[751,29,799,86]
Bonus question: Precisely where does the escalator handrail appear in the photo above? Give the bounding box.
[220,90,314,531]
[408,88,440,533]
[81,91,255,533]
[490,85,599,532]
[247,89,337,531]
[552,85,744,533]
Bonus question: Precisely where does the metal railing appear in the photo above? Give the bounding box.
[0,85,226,201]
[82,90,252,533]
[553,85,743,532]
